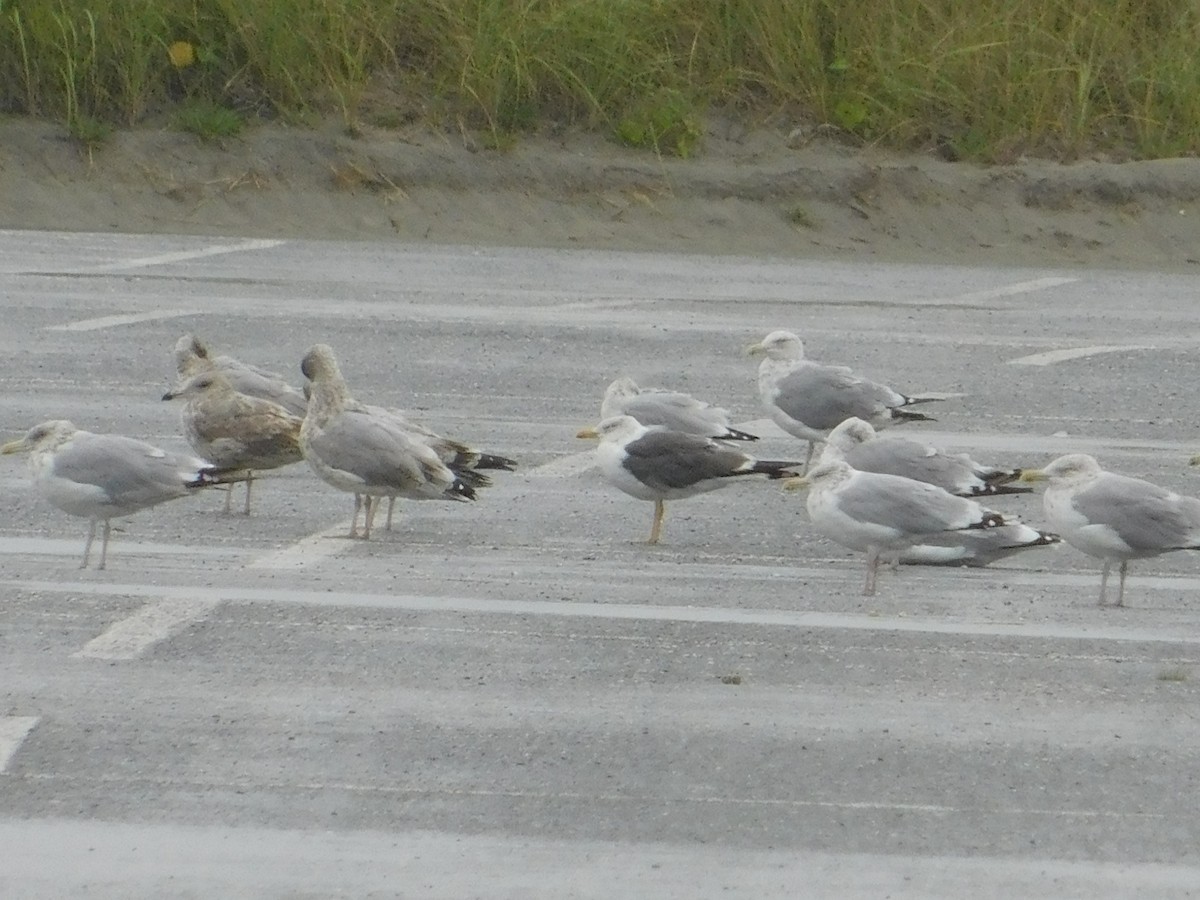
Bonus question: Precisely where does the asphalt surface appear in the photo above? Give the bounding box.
[2,229,1200,898]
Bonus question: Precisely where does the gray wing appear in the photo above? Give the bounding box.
[219,361,308,417]
[309,411,449,490]
[845,438,976,493]
[772,364,905,430]
[621,431,748,490]
[833,472,981,536]
[622,392,730,436]
[52,434,197,509]
[1074,474,1200,552]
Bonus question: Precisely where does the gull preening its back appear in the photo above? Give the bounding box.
[162,369,305,515]
[748,330,948,470]
[2,420,227,569]
[577,415,798,544]
[1022,453,1200,606]
[601,376,758,441]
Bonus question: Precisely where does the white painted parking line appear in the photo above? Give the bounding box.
[0,717,39,772]
[943,276,1079,305]
[47,309,202,332]
[86,238,285,272]
[0,537,245,560]
[246,522,356,570]
[73,597,220,660]
[525,452,596,478]
[15,579,1200,646]
[1007,345,1153,366]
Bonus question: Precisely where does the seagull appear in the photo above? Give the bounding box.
[747,330,947,470]
[821,417,1028,498]
[162,369,305,515]
[1022,454,1200,606]
[785,459,1011,595]
[576,415,799,544]
[899,524,1060,567]
[174,334,308,417]
[299,344,482,539]
[2,420,228,569]
[601,376,758,441]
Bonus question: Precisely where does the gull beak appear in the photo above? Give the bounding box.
[782,475,810,493]
[162,389,178,401]
[745,341,766,357]
[1,438,28,455]
[1190,455,1200,467]
[575,426,600,440]
[1019,469,1048,483]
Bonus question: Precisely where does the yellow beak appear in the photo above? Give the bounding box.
[575,426,599,440]
[782,475,810,493]
[745,341,766,357]
[1018,469,1047,483]
[1,438,27,455]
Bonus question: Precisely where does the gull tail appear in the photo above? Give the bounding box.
[475,452,518,471]
[890,408,937,425]
[190,466,251,488]
[716,428,760,442]
[748,460,802,480]
[965,510,1009,530]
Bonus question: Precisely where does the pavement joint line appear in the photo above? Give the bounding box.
[0,717,39,773]
[1006,345,1155,367]
[10,578,1200,646]
[245,520,359,570]
[940,276,1080,305]
[72,597,222,661]
[6,771,1167,819]
[46,309,203,332]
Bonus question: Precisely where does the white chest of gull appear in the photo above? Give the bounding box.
[785,459,1011,595]
[299,344,478,539]
[747,330,946,469]
[821,418,1028,498]
[1022,454,1200,606]
[576,415,799,544]
[163,369,305,515]
[601,376,758,441]
[2,420,224,569]
[174,334,308,417]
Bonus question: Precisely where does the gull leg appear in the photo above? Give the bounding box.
[864,547,880,596]
[242,471,254,516]
[1099,561,1111,606]
[222,483,233,515]
[363,496,378,540]
[81,519,97,568]
[349,494,363,538]
[648,499,666,545]
[803,441,815,475]
[1116,560,1129,607]
[386,497,396,531]
[97,519,111,570]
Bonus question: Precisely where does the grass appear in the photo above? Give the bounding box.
[173,99,242,141]
[2,0,1200,160]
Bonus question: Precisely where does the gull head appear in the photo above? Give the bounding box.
[1020,453,1103,486]
[162,370,233,402]
[173,333,211,376]
[825,417,878,453]
[300,344,342,385]
[746,330,804,361]
[783,458,853,493]
[576,415,644,443]
[601,376,641,416]
[2,419,79,455]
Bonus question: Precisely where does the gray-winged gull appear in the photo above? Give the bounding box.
[162,369,305,515]
[299,344,480,540]
[2,420,227,569]
[747,330,947,470]
[174,334,308,417]
[601,376,758,441]
[576,415,799,544]
[785,459,1012,594]
[1022,453,1200,606]
[821,417,1028,498]
[898,524,1060,567]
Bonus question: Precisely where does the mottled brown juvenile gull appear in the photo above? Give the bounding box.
[601,376,758,441]
[748,330,947,470]
[2,420,225,569]
[576,415,799,544]
[299,344,478,540]
[162,369,304,515]
[174,334,307,417]
[785,459,1011,595]
[821,418,1028,498]
[1022,454,1200,606]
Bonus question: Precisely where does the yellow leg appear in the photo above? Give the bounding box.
[386,497,396,531]
[363,496,378,540]
[648,499,665,544]
[242,471,254,516]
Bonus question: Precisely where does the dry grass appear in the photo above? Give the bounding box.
[2,0,1199,160]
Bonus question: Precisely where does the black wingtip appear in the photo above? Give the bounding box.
[450,479,478,501]
[476,453,518,471]
[718,428,760,442]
